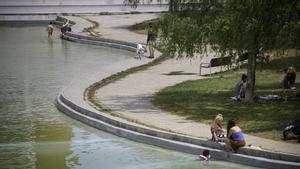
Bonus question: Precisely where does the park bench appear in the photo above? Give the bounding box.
[199,56,232,76]
[236,52,270,69]
[236,52,249,69]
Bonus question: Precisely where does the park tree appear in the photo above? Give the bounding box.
[156,0,299,102]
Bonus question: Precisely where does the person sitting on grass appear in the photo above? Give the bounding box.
[282,67,296,89]
[211,114,225,142]
[225,119,246,152]
[235,74,247,101]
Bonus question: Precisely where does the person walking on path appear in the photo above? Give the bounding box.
[225,119,246,152]
[146,22,156,59]
[47,21,54,38]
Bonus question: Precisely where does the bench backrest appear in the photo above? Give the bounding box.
[210,56,232,67]
[238,52,249,62]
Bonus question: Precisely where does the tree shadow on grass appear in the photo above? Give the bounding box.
[154,89,300,133]
[163,71,197,76]
[264,55,300,71]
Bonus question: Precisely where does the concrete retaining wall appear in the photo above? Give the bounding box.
[0,14,56,22]
[62,33,136,52]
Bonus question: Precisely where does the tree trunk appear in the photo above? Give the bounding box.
[245,52,257,102]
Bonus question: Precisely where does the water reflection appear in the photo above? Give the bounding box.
[0,26,132,169]
[47,37,54,57]
[33,112,72,169]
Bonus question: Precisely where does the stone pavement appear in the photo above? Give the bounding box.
[63,13,300,156]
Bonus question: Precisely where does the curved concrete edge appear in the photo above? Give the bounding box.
[61,33,136,52]
[0,14,56,25]
[64,32,136,48]
[55,15,137,51]
[55,15,76,25]
[56,93,300,169]
[54,15,300,167]
[59,90,215,147]
[60,86,300,164]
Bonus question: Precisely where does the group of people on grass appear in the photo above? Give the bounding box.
[235,66,297,101]
[233,69,299,143]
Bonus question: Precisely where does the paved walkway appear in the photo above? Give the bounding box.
[65,14,300,156]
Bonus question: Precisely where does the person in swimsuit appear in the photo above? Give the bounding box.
[225,119,246,152]
[198,149,211,161]
[47,21,54,38]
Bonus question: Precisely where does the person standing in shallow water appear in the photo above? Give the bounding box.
[47,21,54,38]
[147,23,156,59]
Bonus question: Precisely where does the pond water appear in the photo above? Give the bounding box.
[0,26,259,169]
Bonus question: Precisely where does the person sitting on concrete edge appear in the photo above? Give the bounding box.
[146,22,156,59]
[61,20,72,33]
[225,119,246,152]
[211,114,226,142]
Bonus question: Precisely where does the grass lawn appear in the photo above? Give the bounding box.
[153,54,300,141]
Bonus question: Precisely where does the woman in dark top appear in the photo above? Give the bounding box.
[225,119,246,152]
[283,67,297,89]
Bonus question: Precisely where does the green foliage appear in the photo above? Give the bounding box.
[158,14,205,56]
[157,0,300,101]
[128,18,158,35]
[81,17,101,37]
[159,0,300,58]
